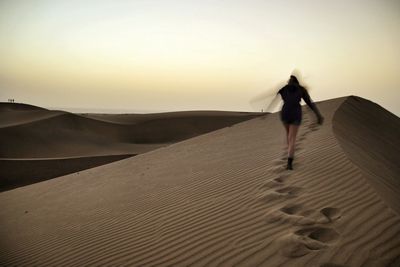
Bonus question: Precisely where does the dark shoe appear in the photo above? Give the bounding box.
[287,157,294,170]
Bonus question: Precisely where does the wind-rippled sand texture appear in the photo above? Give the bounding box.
[0,96,399,266]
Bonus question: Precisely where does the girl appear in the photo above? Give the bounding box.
[278,75,323,170]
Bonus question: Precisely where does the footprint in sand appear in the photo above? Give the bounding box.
[273,174,290,184]
[273,204,342,258]
[275,186,303,196]
[259,186,303,203]
[320,207,342,222]
[295,226,340,243]
[280,203,304,215]
[266,204,342,228]
[266,204,316,226]
[259,180,281,190]
[278,203,342,224]
[279,226,340,258]
[259,173,290,191]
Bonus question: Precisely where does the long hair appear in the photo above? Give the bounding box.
[288,75,300,85]
[288,75,309,94]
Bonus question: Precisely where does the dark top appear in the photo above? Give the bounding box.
[278,84,318,124]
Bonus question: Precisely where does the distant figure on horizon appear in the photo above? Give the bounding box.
[278,75,323,170]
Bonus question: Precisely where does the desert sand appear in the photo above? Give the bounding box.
[0,103,259,191]
[0,96,399,266]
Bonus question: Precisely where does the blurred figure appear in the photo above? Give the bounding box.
[278,75,323,170]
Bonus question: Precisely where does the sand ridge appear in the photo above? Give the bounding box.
[333,96,400,215]
[0,103,260,191]
[0,97,399,266]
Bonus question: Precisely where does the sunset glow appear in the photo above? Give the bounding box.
[1,0,399,114]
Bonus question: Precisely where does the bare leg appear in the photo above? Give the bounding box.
[283,123,289,145]
[287,124,299,158]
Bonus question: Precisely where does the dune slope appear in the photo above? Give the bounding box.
[0,155,134,192]
[0,103,259,191]
[0,97,399,266]
[333,96,400,214]
[0,103,260,158]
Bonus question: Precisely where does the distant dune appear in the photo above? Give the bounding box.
[0,96,399,266]
[0,103,260,191]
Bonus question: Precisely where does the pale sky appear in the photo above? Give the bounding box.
[1,0,399,115]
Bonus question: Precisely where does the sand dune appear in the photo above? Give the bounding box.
[81,110,259,125]
[0,103,260,191]
[0,96,399,266]
[0,105,259,158]
[333,96,400,214]
[0,102,47,112]
[0,155,134,192]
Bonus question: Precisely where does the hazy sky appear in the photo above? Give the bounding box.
[1,0,399,114]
